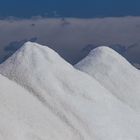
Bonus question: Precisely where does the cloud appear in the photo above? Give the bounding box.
[0,17,140,65]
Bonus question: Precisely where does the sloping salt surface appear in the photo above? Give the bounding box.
[1,42,140,140]
[0,74,87,140]
[76,46,140,111]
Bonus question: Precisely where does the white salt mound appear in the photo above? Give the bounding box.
[0,42,140,140]
[76,46,140,111]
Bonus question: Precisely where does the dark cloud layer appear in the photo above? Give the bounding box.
[0,17,140,67]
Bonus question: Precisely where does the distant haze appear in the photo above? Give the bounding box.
[0,17,140,66]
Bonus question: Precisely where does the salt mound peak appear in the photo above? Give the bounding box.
[76,46,140,111]
[0,41,75,95]
[90,46,118,55]
[0,41,72,74]
[15,41,63,63]
[21,41,52,52]
[76,45,136,74]
[19,41,53,54]
[85,46,130,64]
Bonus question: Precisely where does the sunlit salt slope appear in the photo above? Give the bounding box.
[0,74,82,140]
[76,46,140,111]
[1,42,140,140]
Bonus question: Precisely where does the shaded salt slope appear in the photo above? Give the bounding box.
[76,46,140,111]
[1,42,140,140]
[0,74,87,140]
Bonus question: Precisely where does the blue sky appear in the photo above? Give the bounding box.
[0,0,140,18]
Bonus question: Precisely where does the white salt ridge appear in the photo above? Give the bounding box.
[76,46,140,111]
[0,42,140,140]
[0,74,81,140]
